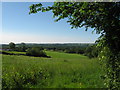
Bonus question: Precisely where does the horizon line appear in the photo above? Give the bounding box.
[1,42,95,45]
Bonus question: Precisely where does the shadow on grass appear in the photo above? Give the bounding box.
[0,51,51,58]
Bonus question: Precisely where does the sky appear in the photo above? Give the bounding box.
[2,2,100,44]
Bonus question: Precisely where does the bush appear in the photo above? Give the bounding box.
[84,45,100,58]
[26,47,47,57]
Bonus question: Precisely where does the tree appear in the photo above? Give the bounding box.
[29,2,120,89]
[20,43,26,52]
[84,45,99,58]
[9,42,15,50]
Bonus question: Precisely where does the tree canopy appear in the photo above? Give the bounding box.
[29,2,120,50]
[20,43,26,52]
[9,42,15,50]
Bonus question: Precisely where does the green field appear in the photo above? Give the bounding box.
[2,51,105,88]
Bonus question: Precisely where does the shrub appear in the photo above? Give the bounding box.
[26,47,47,57]
[84,45,99,58]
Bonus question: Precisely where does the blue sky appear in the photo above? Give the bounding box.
[2,2,100,44]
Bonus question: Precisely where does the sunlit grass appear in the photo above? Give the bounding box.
[2,51,105,88]
[1,50,26,54]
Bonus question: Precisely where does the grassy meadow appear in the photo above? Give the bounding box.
[2,51,105,88]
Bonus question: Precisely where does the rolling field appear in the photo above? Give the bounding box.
[2,51,105,88]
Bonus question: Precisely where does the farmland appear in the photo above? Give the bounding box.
[2,51,106,88]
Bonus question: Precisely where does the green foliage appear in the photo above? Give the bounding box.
[29,2,120,89]
[2,51,105,88]
[84,45,100,58]
[19,43,26,52]
[14,43,27,52]
[26,47,47,57]
[29,2,119,33]
[64,48,84,54]
[97,38,120,89]
[9,42,15,50]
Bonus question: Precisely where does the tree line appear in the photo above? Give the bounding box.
[2,42,100,58]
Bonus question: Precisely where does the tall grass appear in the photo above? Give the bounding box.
[2,51,105,88]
